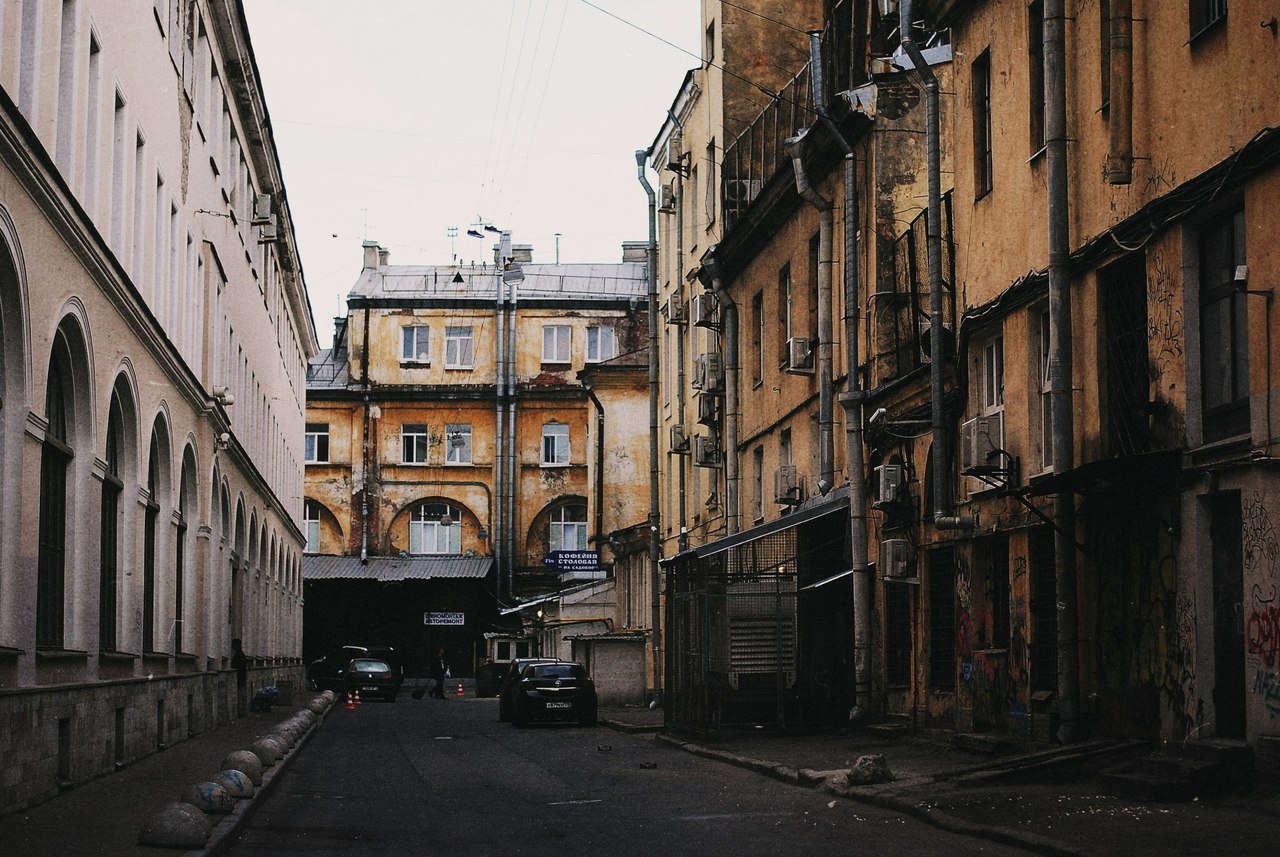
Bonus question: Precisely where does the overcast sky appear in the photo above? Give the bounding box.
[243,1,701,347]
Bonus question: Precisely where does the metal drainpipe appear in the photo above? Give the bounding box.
[702,256,739,535]
[360,302,371,563]
[784,131,835,494]
[671,124,689,554]
[494,242,506,598]
[584,384,605,542]
[806,31,872,719]
[900,0,972,531]
[1105,0,1133,185]
[1045,0,1080,744]
[504,233,518,603]
[636,149,664,708]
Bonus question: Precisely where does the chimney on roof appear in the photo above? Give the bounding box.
[621,241,647,262]
[362,240,379,270]
[378,247,390,268]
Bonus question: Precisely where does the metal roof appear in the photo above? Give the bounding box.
[304,555,493,582]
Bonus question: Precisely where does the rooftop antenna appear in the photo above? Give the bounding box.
[360,208,368,240]
[447,226,459,262]
[555,232,561,265]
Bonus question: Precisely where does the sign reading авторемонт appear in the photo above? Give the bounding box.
[423,612,465,626]
[541,550,599,573]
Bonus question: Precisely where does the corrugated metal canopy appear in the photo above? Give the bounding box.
[304,555,493,582]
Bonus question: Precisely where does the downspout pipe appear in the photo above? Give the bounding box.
[494,241,506,598]
[668,120,689,554]
[504,232,518,604]
[700,252,739,535]
[636,149,663,708]
[806,31,872,719]
[1105,0,1133,185]
[900,0,973,531]
[784,130,835,495]
[1045,0,1080,744]
[360,303,371,563]
[584,384,606,545]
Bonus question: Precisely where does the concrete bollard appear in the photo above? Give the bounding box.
[180,781,236,814]
[221,749,264,785]
[210,768,255,799]
[138,801,212,847]
[250,736,287,767]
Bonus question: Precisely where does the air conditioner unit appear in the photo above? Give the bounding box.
[666,135,684,173]
[723,178,762,207]
[256,213,279,244]
[872,463,904,508]
[665,293,685,324]
[880,538,911,579]
[784,337,814,374]
[659,181,677,213]
[670,424,691,454]
[702,352,724,392]
[774,464,801,505]
[917,321,954,363]
[691,354,707,391]
[692,434,721,468]
[251,192,273,225]
[691,292,717,327]
[959,412,1004,473]
[696,393,720,426]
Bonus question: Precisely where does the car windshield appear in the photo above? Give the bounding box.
[527,664,583,680]
[349,659,388,672]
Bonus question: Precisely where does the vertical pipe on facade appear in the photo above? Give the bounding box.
[584,384,605,542]
[1105,0,1133,185]
[1045,0,1079,744]
[805,31,872,717]
[808,34,838,495]
[900,0,969,530]
[671,126,689,554]
[637,149,664,707]
[494,242,506,599]
[503,232,518,603]
[360,303,371,563]
[703,258,739,535]
[784,132,835,493]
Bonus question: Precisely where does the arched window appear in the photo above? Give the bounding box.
[303,500,322,553]
[409,502,461,555]
[549,504,587,552]
[176,449,197,654]
[37,335,74,648]
[143,432,161,652]
[99,393,125,650]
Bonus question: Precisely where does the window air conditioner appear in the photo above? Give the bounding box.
[251,193,273,225]
[693,435,721,468]
[659,182,677,213]
[670,424,691,453]
[257,213,279,244]
[959,412,1004,474]
[784,337,814,374]
[880,539,910,579]
[774,464,800,505]
[872,464,904,508]
[691,354,707,391]
[696,393,720,426]
[702,352,724,393]
[691,292,717,327]
[665,293,685,324]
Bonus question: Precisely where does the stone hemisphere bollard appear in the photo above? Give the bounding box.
[181,781,236,814]
[221,749,264,785]
[250,736,287,767]
[293,708,317,728]
[270,726,297,748]
[844,753,895,786]
[138,801,212,847]
[210,768,255,799]
[306,697,329,716]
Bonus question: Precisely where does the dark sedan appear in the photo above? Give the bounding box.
[498,657,563,722]
[511,661,597,727]
[343,658,400,702]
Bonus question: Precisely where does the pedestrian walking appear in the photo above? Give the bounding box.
[430,648,448,699]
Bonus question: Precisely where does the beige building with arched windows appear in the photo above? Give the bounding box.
[0,0,316,814]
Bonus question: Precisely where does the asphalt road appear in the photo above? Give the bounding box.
[223,696,1031,856]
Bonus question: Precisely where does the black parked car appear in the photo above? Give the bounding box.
[510,661,597,727]
[307,645,403,694]
[343,658,400,702]
[498,657,563,722]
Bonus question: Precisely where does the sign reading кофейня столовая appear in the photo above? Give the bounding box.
[541,551,599,573]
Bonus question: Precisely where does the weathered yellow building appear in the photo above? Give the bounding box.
[304,239,652,687]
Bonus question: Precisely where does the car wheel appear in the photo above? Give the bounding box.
[499,696,512,723]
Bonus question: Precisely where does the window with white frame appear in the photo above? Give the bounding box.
[586,325,616,362]
[542,423,570,465]
[549,504,588,552]
[1199,207,1249,442]
[402,423,430,464]
[445,423,472,464]
[409,503,461,554]
[304,423,329,463]
[981,335,1005,416]
[542,324,571,363]
[402,325,430,363]
[444,325,474,368]
[1036,311,1052,470]
[303,500,321,553]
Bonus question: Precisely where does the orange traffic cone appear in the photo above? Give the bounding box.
[353,688,362,706]
[456,682,464,698]
[345,690,356,710]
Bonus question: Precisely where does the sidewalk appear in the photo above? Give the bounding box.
[598,706,1280,857]
[0,697,328,857]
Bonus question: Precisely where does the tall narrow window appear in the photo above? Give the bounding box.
[175,464,190,655]
[100,395,123,650]
[550,504,588,552]
[303,500,321,553]
[972,50,993,198]
[777,263,792,363]
[807,234,820,342]
[445,423,472,465]
[542,324,571,363]
[981,335,1005,416]
[410,503,461,554]
[133,133,147,283]
[84,34,102,214]
[401,325,430,363]
[401,423,429,464]
[1199,208,1249,442]
[1027,0,1046,155]
[110,91,127,251]
[751,291,764,385]
[1037,310,1052,470]
[38,340,74,649]
[705,140,716,227]
[586,326,616,362]
[56,1,80,176]
[143,434,160,652]
[752,446,764,522]
[444,325,474,368]
[542,423,570,465]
